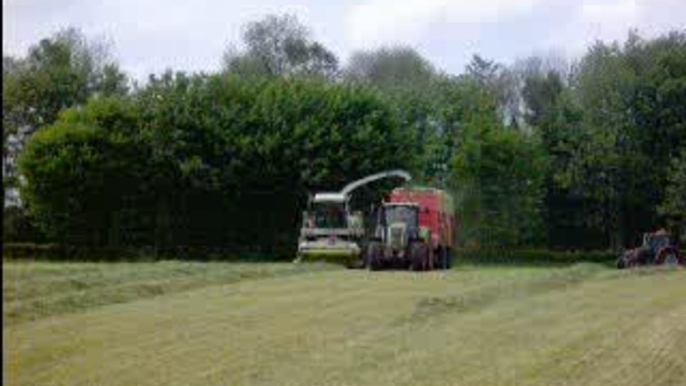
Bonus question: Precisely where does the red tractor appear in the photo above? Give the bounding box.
[617,229,684,269]
[365,187,455,271]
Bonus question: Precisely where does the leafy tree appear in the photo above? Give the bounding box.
[19,104,146,246]
[344,46,436,94]
[465,54,521,126]
[3,28,128,138]
[522,71,564,128]
[20,75,411,254]
[13,21,686,255]
[465,55,501,88]
[659,148,686,220]
[3,28,128,210]
[453,123,547,247]
[223,14,338,80]
[559,31,686,247]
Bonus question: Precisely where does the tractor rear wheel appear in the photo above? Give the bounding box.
[655,248,684,267]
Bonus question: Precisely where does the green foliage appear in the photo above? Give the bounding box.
[555,31,686,247]
[19,116,145,246]
[10,21,686,256]
[453,124,547,247]
[522,71,564,127]
[3,28,128,138]
[659,147,686,219]
[19,75,410,254]
[2,208,45,243]
[465,55,502,89]
[344,46,436,94]
[453,248,617,265]
[2,27,129,215]
[223,14,338,80]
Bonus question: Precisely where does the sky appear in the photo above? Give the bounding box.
[3,0,685,80]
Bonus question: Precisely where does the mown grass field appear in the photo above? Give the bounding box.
[3,260,686,386]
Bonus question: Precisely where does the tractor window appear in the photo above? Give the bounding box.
[312,203,347,229]
[650,235,670,252]
[384,206,418,226]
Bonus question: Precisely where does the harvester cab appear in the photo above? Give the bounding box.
[296,193,363,267]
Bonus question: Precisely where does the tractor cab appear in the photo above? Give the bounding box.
[618,228,683,268]
[375,203,422,251]
[365,201,433,270]
[643,231,671,255]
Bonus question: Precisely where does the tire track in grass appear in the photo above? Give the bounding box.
[3,262,338,326]
[584,297,686,386]
[227,268,588,386]
[514,271,686,386]
[405,263,605,323]
[9,271,378,386]
[309,268,686,386]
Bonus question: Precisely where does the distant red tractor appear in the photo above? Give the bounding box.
[365,187,456,270]
[617,229,684,269]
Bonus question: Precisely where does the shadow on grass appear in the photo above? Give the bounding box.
[452,248,618,269]
[2,243,299,263]
[454,258,617,270]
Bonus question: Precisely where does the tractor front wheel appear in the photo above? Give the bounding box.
[366,242,384,271]
[409,242,430,271]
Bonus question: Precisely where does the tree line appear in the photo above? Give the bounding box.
[3,15,685,256]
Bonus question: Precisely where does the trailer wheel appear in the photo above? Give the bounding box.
[436,247,448,270]
[440,247,453,270]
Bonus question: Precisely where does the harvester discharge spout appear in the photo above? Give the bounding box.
[339,170,412,198]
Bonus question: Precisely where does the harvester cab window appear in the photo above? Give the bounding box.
[313,203,347,229]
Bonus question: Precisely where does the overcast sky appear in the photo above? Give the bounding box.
[3,0,685,80]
